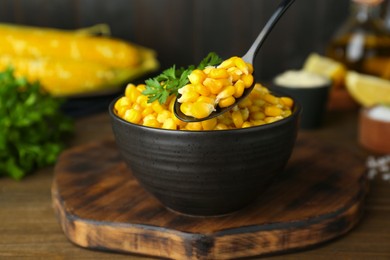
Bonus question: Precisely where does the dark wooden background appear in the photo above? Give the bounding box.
[0,0,351,81]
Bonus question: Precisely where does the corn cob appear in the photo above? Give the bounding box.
[0,47,158,96]
[0,23,140,68]
[0,23,159,96]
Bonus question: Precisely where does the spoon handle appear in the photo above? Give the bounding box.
[242,0,296,64]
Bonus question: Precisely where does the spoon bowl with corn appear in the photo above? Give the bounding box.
[174,0,296,122]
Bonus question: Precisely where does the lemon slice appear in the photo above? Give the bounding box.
[345,71,390,107]
[303,53,346,88]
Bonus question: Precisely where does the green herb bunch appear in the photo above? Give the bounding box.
[142,52,222,104]
[0,68,73,180]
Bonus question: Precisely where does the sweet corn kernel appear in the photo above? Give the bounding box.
[258,84,270,94]
[117,96,131,108]
[251,119,266,126]
[234,57,249,74]
[152,100,164,114]
[251,111,266,120]
[195,84,211,96]
[141,106,154,117]
[203,66,213,74]
[241,74,254,87]
[217,78,233,88]
[125,83,135,93]
[114,98,123,111]
[249,87,263,99]
[218,96,236,108]
[265,106,283,117]
[123,108,142,124]
[233,80,245,98]
[253,99,266,107]
[201,118,218,130]
[125,83,136,97]
[116,106,128,118]
[232,110,244,128]
[203,78,224,94]
[188,69,206,84]
[248,105,261,113]
[143,114,160,127]
[227,67,243,81]
[157,110,171,123]
[281,97,294,108]
[241,107,250,121]
[238,98,252,108]
[191,101,215,119]
[208,68,230,79]
[282,110,292,117]
[143,114,156,121]
[264,116,281,124]
[263,94,279,105]
[162,118,177,130]
[136,84,146,92]
[178,91,199,103]
[218,57,235,69]
[136,95,148,108]
[128,89,141,103]
[143,119,160,128]
[178,84,195,95]
[242,121,253,128]
[180,102,193,116]
[217,115,233,126]
[186,122,203,131]
[214,123,229,130]
[133,104,142,112]
[216,85,235,101]
[197,96,215,105]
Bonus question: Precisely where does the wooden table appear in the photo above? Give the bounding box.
[1,110,389,259]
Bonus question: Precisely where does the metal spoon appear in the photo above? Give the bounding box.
[174,0,296,122]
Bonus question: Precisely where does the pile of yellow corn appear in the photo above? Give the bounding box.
[0,23,159,96]
[114,82,293,131]
[178,56,254,119]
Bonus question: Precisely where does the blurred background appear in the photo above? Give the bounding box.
[0,0,351,81]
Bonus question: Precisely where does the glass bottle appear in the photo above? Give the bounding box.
[326,0,390,79]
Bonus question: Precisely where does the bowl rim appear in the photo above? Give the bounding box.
[109,92,301,134]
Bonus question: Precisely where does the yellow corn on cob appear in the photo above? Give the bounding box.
[0,23,140,68]
[0,46,158,96]
[0,23,159,96]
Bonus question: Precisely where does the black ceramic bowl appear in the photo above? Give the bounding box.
[109,94,301,216]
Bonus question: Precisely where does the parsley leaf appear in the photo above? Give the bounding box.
[142,52,222,104]
[197,52,223,70]
[0,67,73,180]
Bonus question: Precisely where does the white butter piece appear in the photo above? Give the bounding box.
[274,70,330,88]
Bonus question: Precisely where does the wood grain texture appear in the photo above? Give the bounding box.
[52,136,368,260]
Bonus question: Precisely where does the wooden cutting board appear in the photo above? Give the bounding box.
[52,136,368,260]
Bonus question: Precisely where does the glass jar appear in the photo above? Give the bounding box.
[326,0,390,79]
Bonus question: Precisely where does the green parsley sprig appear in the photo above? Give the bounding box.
[142,52,222,104]
[0,67,73,180]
